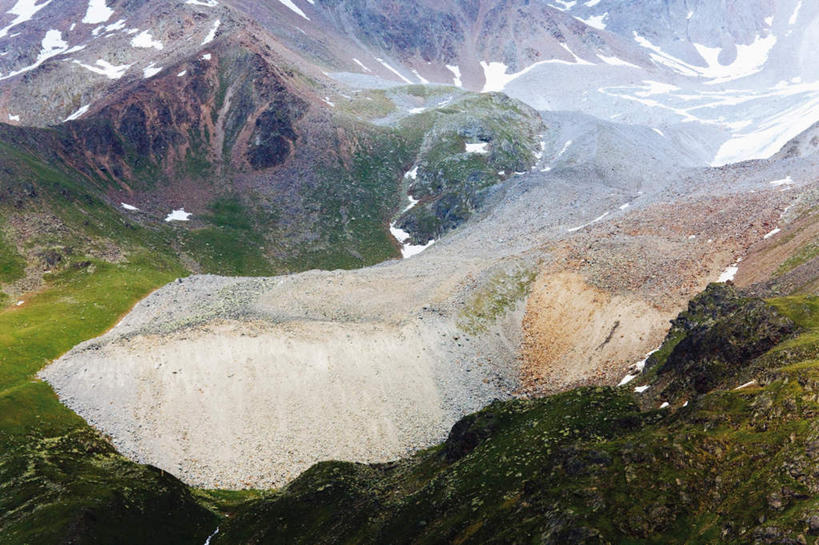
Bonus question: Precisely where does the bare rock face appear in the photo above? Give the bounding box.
[61,45,307,185]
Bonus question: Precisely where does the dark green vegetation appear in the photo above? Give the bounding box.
[208,285,819,545]
[0,222,24,305]
[639,284,797,405]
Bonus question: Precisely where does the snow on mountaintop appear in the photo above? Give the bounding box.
[0,0,54,38]
[0,0,815,168]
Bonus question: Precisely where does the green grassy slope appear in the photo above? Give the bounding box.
[0,255,217,545]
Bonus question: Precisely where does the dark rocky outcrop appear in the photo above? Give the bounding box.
[649,283,797,401]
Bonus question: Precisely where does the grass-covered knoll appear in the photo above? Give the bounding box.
[210,287,819,545]
[335,89,397,120]
[777,240,819,279]
[393,92,544,244]
[0,253,183,391]
[0,255,217,545]
[181,195,276,276]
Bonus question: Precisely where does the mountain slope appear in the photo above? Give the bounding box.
[211,286,819,545]
[0,1,818,543]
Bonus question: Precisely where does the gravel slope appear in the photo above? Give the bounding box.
[40,114,819,488]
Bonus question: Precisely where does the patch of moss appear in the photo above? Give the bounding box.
[337,89,397,120]
[0,225,25,284]
[457,266,536,334]
[299,121,414,268]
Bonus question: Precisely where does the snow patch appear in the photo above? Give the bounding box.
[480,61,514,92]
[734,380,758,390]
[769,176,793,186]
[278,0,309,20]
[64,104,89,122]
[554,139,573,161]
[693,35,778,84]
[0,0,54,39]
[763,227,781,240]
[389,223,435,259]
[143,63,161,78]
[202,19,220,44]
[549,0,576,10]
[402,194,419,213]
[618,347,659,386]
[410,69,429,84]
[74,59,131,79]
[596,54,640,69]
[446,64,462,87]
[202,53,212,60]
[711,85,819,166]
[82,0,113,25]
[203,528,219,545]
[0,30,84,81]
[121,203,139,211]
[635,32,776,83]
[8,113,19,121]
[165,209,192,222]
[717,264,739,283]
[634,385,649,393]
[352,58,371,73]
[103,19,126,34]
[576,13,607,30]
[177,70,187,77]
[481,47,593,93]
[465,142,489,154]
[186,0,218,6]
[131,30,163,50]
[789,0,803,25]
[567,211,608,232]
[375,57,412,84]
